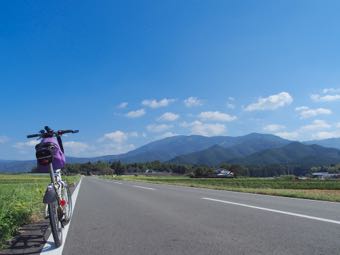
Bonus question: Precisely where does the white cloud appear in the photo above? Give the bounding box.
[183,121,226,136]
[226,97,235,109]
[117,102,128,109]
[322,88,340,94]
[146,124,173,133]
[96,131,138,155]
[142,98,175,108]
[96,143,136,156]
[158,112,179,122]
[13,140,39,149]
[295,106,332,119]
[184,97,202,107]
[198,111,237,122]
[336,122,340,128]
[126,108,145,118]
[311,88,340,102]
[274,131,299,140]
[245,92,293,111]
[300,120,331,131]
[64,141,89,155]
[226,103,235,109]
[156,132,178,139]
[311,94,340,102]
[263,124,286,132]
[0,136,9,144]
[100,131,128,143]
[312,131,340,140]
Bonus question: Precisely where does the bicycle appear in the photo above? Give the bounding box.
[27,126,79,247]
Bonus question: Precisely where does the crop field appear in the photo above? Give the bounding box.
[103,175,340,202]
[0,174,80,248]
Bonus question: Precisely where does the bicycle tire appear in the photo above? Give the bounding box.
[48,200,63,247]
[62,184,73,225]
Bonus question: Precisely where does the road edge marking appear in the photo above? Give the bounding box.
[202,197,340,225]
[133,185,155,190]
[40,176,84,254]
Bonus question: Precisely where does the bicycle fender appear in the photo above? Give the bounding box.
[43,185,57,204]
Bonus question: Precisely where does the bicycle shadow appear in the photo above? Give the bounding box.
[0,220,51,255]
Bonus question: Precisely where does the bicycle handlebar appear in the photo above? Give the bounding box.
[27,128,79,139]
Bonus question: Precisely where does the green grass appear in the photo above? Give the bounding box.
[102,175,340,202]
[0,174,80,248]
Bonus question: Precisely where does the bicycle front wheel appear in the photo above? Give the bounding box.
[62,184,73,225]
[48,200,63,247]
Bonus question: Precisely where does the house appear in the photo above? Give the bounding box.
[312,172,340,179]
[214,168,234,178]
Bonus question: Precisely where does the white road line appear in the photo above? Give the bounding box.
[112,181,123,184]
[202,197,340,225]
[40,177,83,255]
[133,185,156,191]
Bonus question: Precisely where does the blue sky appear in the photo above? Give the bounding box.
[1,0,340,159]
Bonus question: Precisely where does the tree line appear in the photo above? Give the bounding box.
[32,161,340,177]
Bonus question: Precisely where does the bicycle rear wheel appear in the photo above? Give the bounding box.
[48,200,63,247]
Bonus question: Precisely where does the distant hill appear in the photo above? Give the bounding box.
[169,133,291,166]
[230,142,340,166]
[114,133,291,163]
[305,137,340,150]
[114,135,236,163]
[0,159,36,173]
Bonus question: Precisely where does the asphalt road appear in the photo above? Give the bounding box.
[62,177,340,255]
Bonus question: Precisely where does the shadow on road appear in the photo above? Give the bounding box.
[0,220,51,255]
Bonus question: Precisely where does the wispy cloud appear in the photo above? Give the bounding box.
[142,98,175,108]
[96,130,137,155]
[158,112,179,122]
[0,136,9,144]
[147,124,173,133]
[295,106,332,119]
[322,88,340,94]
[312,130,340,140]
[311,88,340,102]
[274,131,299,140]
[156,132,178,139]
[117,102,128,109]
[245,92,293,111]
[198,111,237,122]
[184,97,203,107]
[13,140,39,149]
[99,130,129,143]
[182,121,226,136]
[263,124,285,132]
[64,141,89,155]
[226,97,235,109]
[126,108,146,118]
[300,120,331,131]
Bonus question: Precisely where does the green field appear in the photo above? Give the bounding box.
[103,175,340,202]
[0,174,80,248]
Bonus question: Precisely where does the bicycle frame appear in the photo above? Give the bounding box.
[43,163,63,205]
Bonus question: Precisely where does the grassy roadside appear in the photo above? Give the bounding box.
[102,175,340,202]
[0,174,81,249]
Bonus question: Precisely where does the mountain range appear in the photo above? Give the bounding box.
[1,133,340,172]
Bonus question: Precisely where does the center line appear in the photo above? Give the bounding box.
[133,185,155,190]
[202,197,340,225]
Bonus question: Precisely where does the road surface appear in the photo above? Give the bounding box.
[61,177,340,255]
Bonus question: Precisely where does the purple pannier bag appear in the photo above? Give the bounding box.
[35,137,66,172]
